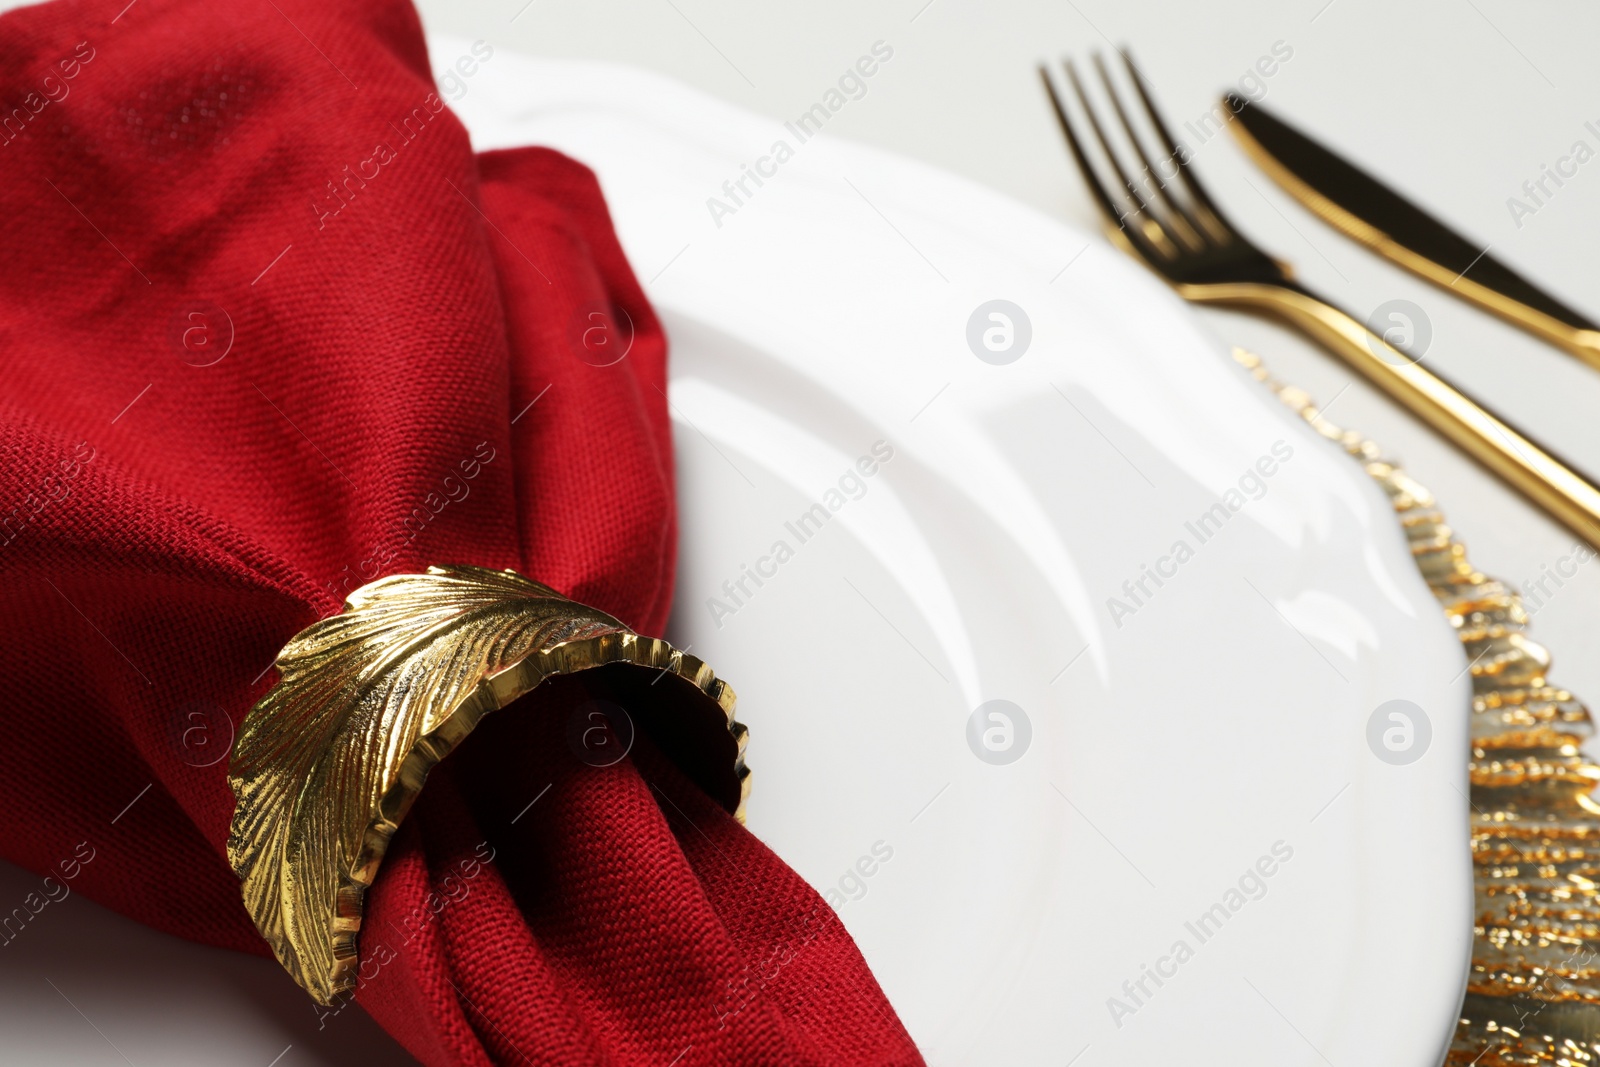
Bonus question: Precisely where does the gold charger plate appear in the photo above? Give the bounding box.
[1236,350,1600,1065]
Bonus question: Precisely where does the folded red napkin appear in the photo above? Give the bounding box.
[0,1,922,1063]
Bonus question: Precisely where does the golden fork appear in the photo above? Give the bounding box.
[1040,52,1600,546]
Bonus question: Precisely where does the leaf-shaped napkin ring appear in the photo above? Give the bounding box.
[226,565,749,1004]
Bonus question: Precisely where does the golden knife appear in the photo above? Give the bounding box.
[1228,94,1600,371]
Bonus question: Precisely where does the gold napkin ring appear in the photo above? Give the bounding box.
[226,565,749,1004]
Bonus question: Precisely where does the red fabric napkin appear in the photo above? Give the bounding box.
[0,1,923,1063]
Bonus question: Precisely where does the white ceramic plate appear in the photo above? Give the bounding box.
[0,40,1472,1067]
[449,42,1473,1067]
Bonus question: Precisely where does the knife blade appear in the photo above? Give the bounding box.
[1225,93,1600,370]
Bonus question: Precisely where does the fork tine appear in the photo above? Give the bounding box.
[1061,59,1183,261]
[1045,60,1180,262]
[1038,64,1159,263]
[1118,50,1233,244]
[1090,52,1205,253]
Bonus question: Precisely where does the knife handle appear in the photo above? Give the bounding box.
[1564,329,1600,373]
[1186,281,1600,546]
[1442,269,1600,375]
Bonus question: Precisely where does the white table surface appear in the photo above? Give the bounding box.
[3,0,1598,1063]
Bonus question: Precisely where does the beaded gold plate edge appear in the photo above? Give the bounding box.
[1236,350,1600,1065]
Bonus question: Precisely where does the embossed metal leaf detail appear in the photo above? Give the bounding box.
[226,564,744,1004]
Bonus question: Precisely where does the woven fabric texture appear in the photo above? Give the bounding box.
[0,1,923,1063]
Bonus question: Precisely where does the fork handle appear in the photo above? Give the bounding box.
[1185,281,1600,546]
